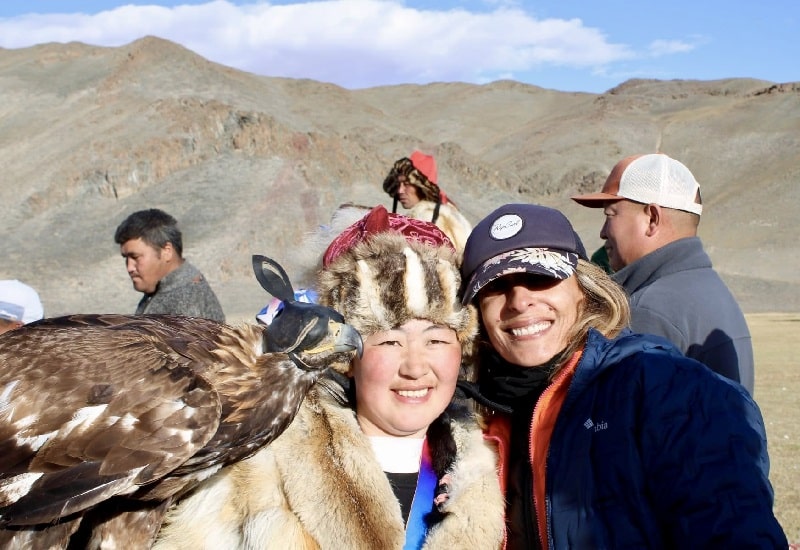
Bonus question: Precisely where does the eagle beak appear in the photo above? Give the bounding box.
[333,321,363,358]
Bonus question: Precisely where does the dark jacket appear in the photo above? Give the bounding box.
[136,261,225,322]
[485,329,786,549]
[612,237,754,393]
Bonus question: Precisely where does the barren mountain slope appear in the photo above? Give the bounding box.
[1,36,798,321]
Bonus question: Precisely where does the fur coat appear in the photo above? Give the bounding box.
[407,201,472,259]
[154,380,504,550]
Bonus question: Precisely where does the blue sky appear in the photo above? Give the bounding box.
[0,0,796,92]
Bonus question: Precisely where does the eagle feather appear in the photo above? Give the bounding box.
[0,257,361,548]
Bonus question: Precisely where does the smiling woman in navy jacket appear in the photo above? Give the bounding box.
[459,203,787,549]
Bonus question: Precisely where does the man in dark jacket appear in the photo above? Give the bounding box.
[572,153,753,393]
[114,208,224,322]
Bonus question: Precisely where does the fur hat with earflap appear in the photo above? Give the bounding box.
[382,151,442,204]
[316,205,478,374]
[317,205,481,512]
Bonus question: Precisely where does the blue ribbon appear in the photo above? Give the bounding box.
[403,439,437,550]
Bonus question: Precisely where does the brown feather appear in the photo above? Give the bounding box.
[0,312,359,547]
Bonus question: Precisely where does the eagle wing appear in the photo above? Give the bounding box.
[0,314,223,526]
[0,252,363,548]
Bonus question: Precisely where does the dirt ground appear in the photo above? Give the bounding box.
[749,313,800,543]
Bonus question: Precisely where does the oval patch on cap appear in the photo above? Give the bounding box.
[490,213,523,240]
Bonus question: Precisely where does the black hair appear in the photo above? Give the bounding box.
[114,208,183,257]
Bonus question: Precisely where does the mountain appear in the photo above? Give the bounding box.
[2,36,798,322]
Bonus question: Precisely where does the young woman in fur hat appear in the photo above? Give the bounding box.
[154,206,505,550]
[382,152,473,258]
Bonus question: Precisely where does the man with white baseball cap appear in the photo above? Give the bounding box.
[0,279,44,335]
[572,153,753,394]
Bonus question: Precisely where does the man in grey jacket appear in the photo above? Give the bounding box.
[114,208,225,323]
[572,153,753,393]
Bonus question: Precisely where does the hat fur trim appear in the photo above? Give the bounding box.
[317,232,477,348]
[382,157,441,203]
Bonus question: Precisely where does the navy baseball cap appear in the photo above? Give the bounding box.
[461,204,588,304]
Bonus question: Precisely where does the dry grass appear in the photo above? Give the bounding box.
[749,313,800,543]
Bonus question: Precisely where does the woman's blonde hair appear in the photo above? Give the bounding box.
[559,259,630,362]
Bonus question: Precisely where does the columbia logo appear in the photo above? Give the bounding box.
[584,418,608,432]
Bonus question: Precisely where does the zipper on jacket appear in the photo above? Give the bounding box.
[530,385,548,550]
[530,360,580,550]
[520,402,538,549]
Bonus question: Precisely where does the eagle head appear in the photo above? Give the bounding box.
[252,254,362,373]
[263,300,362,372]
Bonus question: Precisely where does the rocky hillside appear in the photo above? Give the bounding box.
[2,36,798,322]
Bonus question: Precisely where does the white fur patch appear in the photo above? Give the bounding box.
[153,468,240,549]
[437,258,459,303]
[437,258,461,327]
[403,247,428,316]
[442,426,498,508]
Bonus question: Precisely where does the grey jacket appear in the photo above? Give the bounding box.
[136,261,225,323]
[612,237,754,393]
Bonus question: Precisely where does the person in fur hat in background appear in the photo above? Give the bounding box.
[154,206,504,550]
[382,151,472,259]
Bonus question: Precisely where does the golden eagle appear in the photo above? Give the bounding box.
[0,256,362,548]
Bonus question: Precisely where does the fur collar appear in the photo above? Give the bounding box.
[155,386,504,549]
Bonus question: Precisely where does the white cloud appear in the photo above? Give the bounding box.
[0,0,642,87]
[647,38,696,56]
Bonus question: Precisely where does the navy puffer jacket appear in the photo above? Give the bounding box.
[531,329,785,548]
